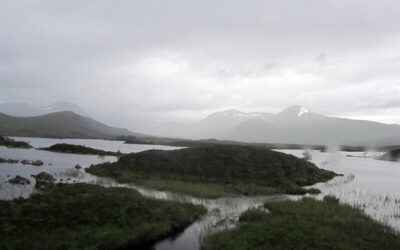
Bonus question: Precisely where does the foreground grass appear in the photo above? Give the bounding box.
[87,145,337,198]
[0,183,206,250]
[0,135,32,149]
[40,143,122,156]
[202,196,400,250]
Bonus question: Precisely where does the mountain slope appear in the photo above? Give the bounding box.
[226,105,400,146]
[0,111,145,139]
[188,109,273,139]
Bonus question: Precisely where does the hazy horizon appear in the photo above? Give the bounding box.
[1,100,400,126]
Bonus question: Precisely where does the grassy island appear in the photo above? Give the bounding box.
[86,145,338,198]
[0,135,32,149]
[201,196,400,250]
[40,143,122,156]
[0,183,206,250]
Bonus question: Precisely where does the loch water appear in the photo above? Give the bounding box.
[1,137,399,250]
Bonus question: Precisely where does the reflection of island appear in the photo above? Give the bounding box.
[380,149,400,162]
[117,135,154,145]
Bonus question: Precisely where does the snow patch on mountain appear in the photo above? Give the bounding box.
[297,107,310,117]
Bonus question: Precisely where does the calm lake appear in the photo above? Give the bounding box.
[1,137,399,250]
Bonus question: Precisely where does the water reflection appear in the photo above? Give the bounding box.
[10,136,182,154]
[1,138,400,250]
[278,149,400,232]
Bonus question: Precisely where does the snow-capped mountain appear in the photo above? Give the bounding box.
[274,105,323,120]
[225,105,400,146]
[0,101,87,117]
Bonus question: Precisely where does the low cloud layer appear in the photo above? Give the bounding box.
[1,0,400,124]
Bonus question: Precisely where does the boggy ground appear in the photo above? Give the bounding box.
[87,144,339,198]
[0,183,206,250]
[201,196,400,250]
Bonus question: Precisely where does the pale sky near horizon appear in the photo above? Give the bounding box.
[1,1,400,124]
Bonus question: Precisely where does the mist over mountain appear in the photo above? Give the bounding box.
[225,105,400,146]
[187,109,273,139]
[0,101,187,137]
[0,111,145,139]
[0,101,87,117]
[97,112,191,138]
[2,101,400,146]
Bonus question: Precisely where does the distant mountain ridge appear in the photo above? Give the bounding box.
[0,111,146,139]
[2,101,400,146]
[0,101,87,117]
[187,109,273,139]
[0,101,191,137]
[224,105,400,146]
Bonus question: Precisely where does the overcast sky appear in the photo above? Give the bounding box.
[1,0,400,124]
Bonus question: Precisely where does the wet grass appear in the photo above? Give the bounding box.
[86,145,338,198]
[0,183,206,250]
[314,173,400,231]
[134,178,283,198]
[201,196,400,250]
[128,178,321,198]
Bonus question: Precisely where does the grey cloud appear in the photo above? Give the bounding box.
[1,0,400,126]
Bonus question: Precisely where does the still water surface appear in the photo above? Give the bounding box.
[1,137,400,249]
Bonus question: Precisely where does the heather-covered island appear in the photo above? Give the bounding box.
[201,196,400,250]
[86,145,338,198]
[40,143,122,156]
[0,183,206,250]
[0,135,32,149]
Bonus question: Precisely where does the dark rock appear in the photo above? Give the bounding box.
[0,158,19,164]
[31,172,56,190]
[74,164,82,170]
[32,160,44,166]
[21,160,31,165]
[9,175,31,185]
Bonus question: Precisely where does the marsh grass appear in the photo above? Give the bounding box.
[311,172,400,231]
[86,145,337,198]
[0,183,206,250]
[201,196,400,250]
